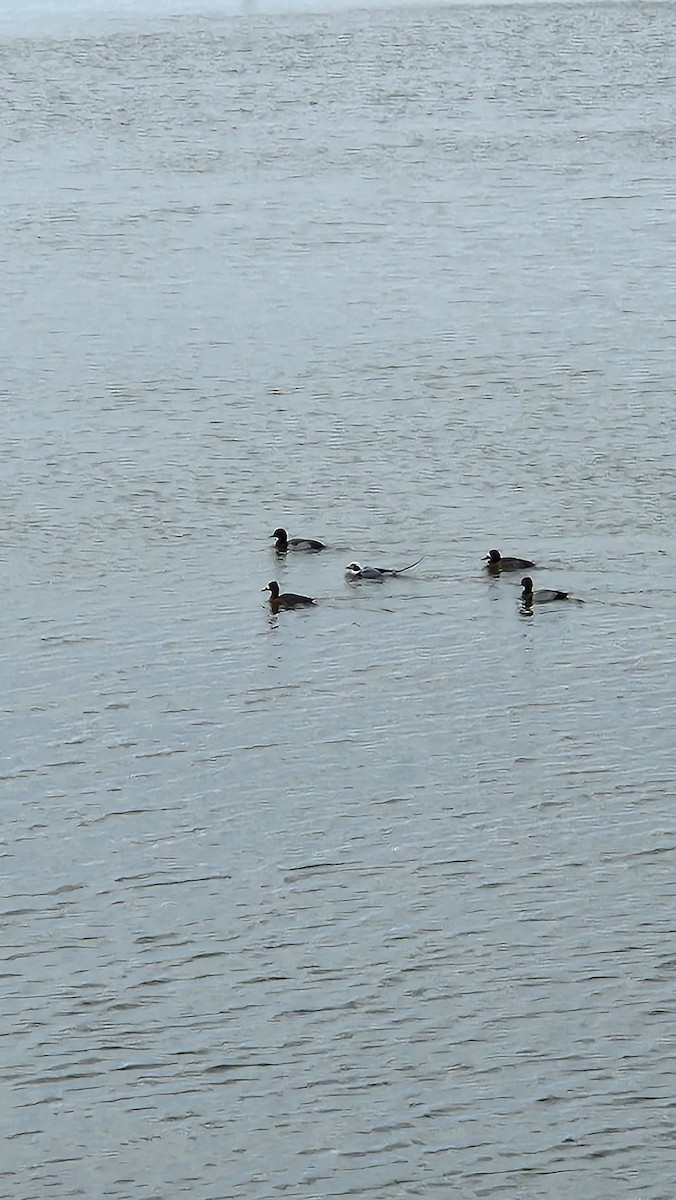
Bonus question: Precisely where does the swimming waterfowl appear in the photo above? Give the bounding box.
[345,557,423,581]
[485,548,535,571]
[520,576,568,605]
[272,527,325,553]
[263,580,316,611]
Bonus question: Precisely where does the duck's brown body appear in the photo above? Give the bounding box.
[484,549,535,572]
[264,581,316,611]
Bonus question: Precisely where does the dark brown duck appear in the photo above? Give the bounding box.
[263,581,317,612]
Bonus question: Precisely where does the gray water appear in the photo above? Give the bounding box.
[3,2,676,1197]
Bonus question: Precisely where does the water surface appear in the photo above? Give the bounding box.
[2,3,676,1197]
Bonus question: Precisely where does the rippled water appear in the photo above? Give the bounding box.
[3,2,676,1197]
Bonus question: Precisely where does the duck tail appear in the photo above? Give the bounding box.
[397,556,424,574]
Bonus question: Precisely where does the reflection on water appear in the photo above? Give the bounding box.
[3,3,676,1198]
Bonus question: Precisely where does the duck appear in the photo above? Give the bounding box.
[263,580,316,612]
[484,548,535,571]
[520,576,568,605]
[272,527,325,553]
[345,556,423,581]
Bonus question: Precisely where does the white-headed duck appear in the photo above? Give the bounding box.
[345,556,423,581]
